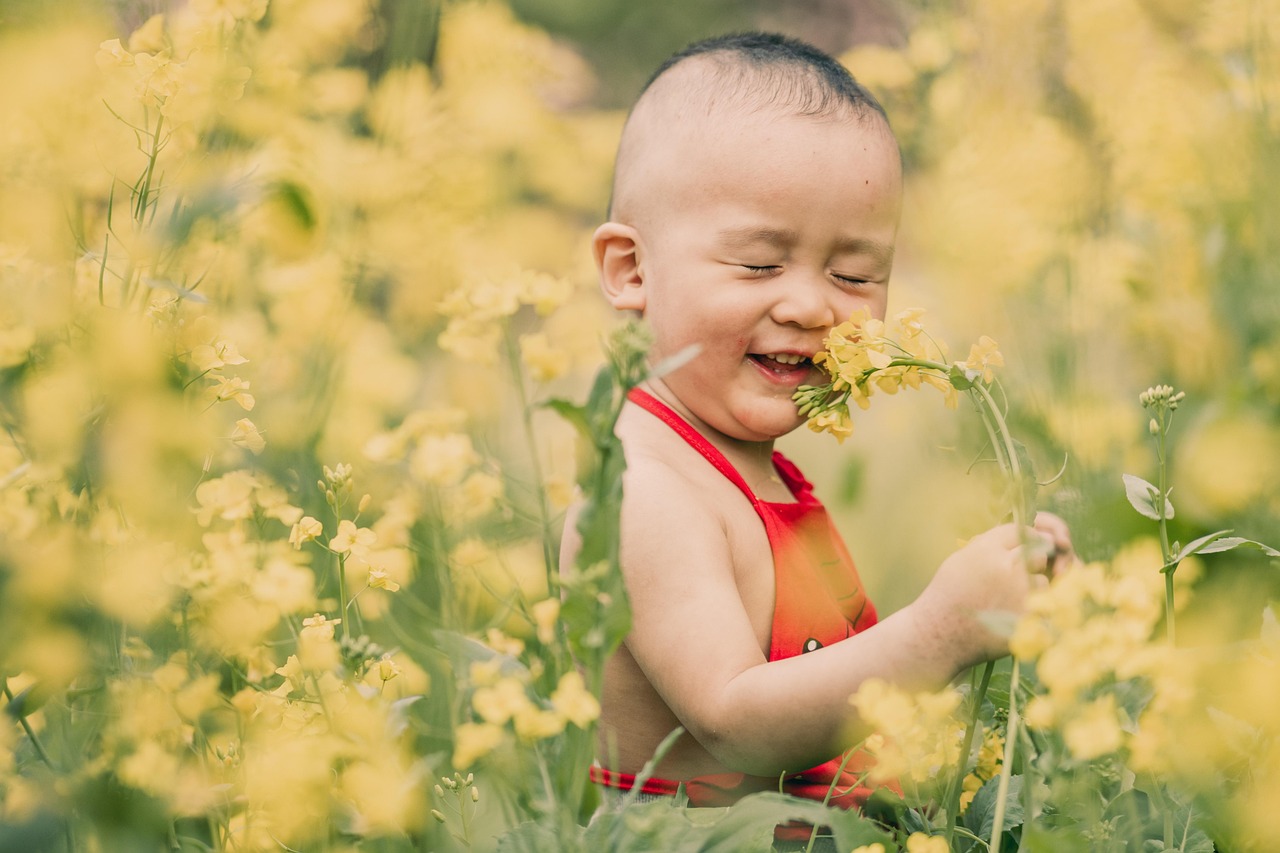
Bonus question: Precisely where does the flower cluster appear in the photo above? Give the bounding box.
[795,307,1004,442]
[850,678,965,789]
[1009,559,1189,765]
[455,663,600,769]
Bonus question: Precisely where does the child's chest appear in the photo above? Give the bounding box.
[722,503,782,654]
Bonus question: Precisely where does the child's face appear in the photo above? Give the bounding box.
[610,108,902,443]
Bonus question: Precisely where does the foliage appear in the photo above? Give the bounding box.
[1,0,1279,852]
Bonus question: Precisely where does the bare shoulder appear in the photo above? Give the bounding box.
[557,407,726,576]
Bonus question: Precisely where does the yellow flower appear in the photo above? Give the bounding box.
[520,332,570,383]
[472,677,531,725]
[483,628,525,658]
[906,832,949,853]
[289,516,323,549]
[194,471,258,525]
[96,38,134,68]
[531,598,559,644]
[330,519,376,554]
[230,418,266,454]
[376,654,401,683]
[207,375,255,410]
[128,14,167,53]
[192,339,249,372]
[367,568,400,592]
[470,659,503,688]
[251,555,316,614]
[517,270,573,315]
[807,408,853,443]
[1024,695,1056,729]
[118,741,180,796]
[958,335,1004,383]
[513,705,565,741]
[410,433,479,487]
[453,722,504,769]
[1063,694,1124,760]
[550,671,600,728]
[132,51,183,110]
[300,613,340,641]
[850,678,964,784]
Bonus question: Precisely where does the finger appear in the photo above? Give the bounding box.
[1033,512,1074,554]
[1019,541,1051,574]
[1033,512,1076,576]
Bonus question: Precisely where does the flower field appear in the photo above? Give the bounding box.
[1,1,1278,851]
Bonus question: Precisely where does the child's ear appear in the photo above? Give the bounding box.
[592,222,646,312]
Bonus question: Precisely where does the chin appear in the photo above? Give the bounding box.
[731,408,806,442]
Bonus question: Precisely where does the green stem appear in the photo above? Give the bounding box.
[989,658,1022,853]
[1,680,56,771]
[1156,415,1176,645]
[804,745,866,853]
[336,552,350,643]
[503,327,558,595]
[945,660,995,845]
[135,112,164,224]
[972,381,1026,528]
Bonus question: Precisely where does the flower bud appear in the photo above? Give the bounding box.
[1149,418,1159,435]
[431,809,446,823]
[471,787,479,802]
[358,493,371,513]
[434,784,445,798]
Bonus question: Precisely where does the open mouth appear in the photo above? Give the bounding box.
[749,353,814,374]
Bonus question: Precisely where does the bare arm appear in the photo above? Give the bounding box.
[618,460,1065,777]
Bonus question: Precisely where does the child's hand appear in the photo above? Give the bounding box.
[916,512,1075,666]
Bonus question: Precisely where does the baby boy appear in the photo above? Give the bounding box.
[567,31,1071,816]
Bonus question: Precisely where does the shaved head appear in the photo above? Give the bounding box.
[610,33,894,226]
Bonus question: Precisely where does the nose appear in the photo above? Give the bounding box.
[769,273,837,329]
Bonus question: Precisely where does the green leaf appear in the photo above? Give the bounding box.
[1195,536,1280,558]
[948,363,975,390]
[964,774,1026,841]
[543,398,591,441]
[1164,529,1233,569]
[497,819,579,853]
[696,792,893,853]
[1019,822,1091,853]
[1122,474,1173,521]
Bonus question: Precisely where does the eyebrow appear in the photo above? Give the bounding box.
[715,226,895,267]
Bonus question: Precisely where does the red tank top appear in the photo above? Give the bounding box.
[589,388,881,812]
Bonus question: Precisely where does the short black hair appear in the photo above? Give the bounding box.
[636,31,889,124]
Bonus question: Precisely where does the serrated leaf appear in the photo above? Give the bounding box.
[1196,537,1280,557]
[1123,473,1173,520]
[1166,529,1234,568]
[964,774,1026,840]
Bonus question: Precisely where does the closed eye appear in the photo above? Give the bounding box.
[741,264,781,278]
[833,273,872,286]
